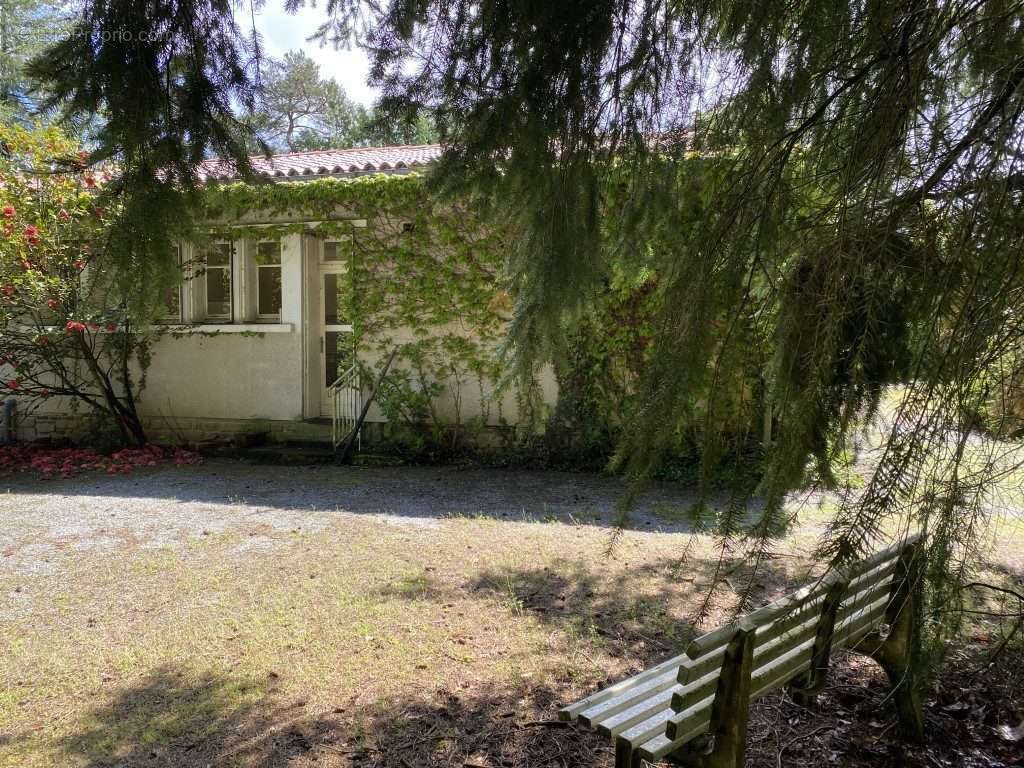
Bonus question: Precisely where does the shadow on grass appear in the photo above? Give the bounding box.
[45,555,800,767]
[47,648,1024,768]
[37,549,1024,768]
[467,553,802,671]
[52,668,609,768]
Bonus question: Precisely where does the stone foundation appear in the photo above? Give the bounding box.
[10,413,512,449]
[11,413,337,446]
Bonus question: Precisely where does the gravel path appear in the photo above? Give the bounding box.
[0,459,705,578]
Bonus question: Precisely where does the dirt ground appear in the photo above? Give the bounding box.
[1,460,1021,767]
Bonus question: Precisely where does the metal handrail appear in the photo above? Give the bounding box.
[327,363,359,393]
[328,363,362,450]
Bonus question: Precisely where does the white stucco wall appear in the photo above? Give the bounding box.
[5,205,561,442]
[138,331,303,421]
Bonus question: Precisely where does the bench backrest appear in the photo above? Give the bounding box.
[665,532,922,742]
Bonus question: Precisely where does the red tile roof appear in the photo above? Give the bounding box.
[197,144,442,182]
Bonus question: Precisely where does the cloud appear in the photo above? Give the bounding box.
[250,1,379,106]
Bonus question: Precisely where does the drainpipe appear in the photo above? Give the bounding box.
[0,398,14,445]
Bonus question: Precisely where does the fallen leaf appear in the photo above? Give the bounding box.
[996,721,1024,742]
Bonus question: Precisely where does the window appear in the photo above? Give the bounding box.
[162,244,183,323]
[202,242,232,321]
[322,240,346,263]
[255,240,282,319]
[323,272,348,325]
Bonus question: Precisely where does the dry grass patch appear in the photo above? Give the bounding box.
[2,505,769,767]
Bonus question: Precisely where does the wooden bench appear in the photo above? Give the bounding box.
[559,533,925,767]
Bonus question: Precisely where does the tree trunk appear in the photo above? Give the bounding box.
[75,333,148,447]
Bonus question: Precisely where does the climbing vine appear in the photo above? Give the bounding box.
[202,174,523,452]
[198,167,773,463]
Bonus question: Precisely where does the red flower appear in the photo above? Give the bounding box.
[106,323,117,332]
[1,284,13,297]
[58,208,70,221]
[23,225,39,246]
[64,321,86,333]
[46,298,59,310]
[3,205,15,219]
[72,259,85,270]
[84,175,96,188]
[5,379,20,390]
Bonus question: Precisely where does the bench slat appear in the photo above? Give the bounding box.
[834,594,889,650]
[636,718,709,761]
[684,577,834,661]
[635,732,680,763]
[670,664,729,718]
[838,577,895,621]
[558,650,693,721]
[576,667,680,727]
[749,637,814,699]
[667,635,815,738]
[615,706,678,753]
[595,684,683,737]
[754,556,896,645]
[672,618,816,713]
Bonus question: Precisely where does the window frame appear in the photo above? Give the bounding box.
[202,240,234,323]
[254,239,283,321]
[320,236,351,265]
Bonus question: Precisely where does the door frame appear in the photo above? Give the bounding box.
[318,262,353,417]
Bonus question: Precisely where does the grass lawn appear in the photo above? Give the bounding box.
[1,461,1021,767]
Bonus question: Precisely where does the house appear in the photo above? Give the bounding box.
[18,144,557,447]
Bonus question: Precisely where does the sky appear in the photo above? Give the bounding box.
[250,2,379,106]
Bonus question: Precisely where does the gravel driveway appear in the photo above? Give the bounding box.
[0,459,705,578]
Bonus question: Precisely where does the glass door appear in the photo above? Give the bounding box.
[320,268,354,416]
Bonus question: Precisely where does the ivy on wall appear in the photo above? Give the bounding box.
[198,168,770,466]
[201,174,529,451]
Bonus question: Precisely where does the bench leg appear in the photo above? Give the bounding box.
[788,576,848,708]
[704,623,756,768]
[664,735,711,767]
[614,737,631,768]
[857,543,926,742]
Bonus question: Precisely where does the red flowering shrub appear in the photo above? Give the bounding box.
[0,125,160,446]
[0,443,201,479]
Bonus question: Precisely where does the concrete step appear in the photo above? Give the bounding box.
[229,440,407,467]
[239,441,336,465]
[273,419,334,444]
